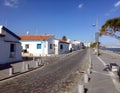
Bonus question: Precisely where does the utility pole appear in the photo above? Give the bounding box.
[96,18,100,56]
[93,18,100,56]
[95,32,100,56]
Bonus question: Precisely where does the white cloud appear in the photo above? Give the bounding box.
[105,1,120,16]
[114,1,120,7]
[4,0,19,8]
[78,4,83,9]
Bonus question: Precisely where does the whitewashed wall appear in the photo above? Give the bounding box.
[0,29,22,64]
[69,43,72,51]
[47,36,55,55]
[21,41,46,56]
[59,42,69,54]
[54,39,59,55]
[0,41,9,64]
[21,36,55,56]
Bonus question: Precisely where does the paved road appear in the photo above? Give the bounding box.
[0,49,89,93]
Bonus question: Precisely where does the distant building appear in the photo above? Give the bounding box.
[0,26,22,64]
[54,39,70,54]
[84,42,90,47]
[20,35,55,56]
[71,40,82,50]
[54,40,83,54]
[59,40,70,54]
[20,34,82,56]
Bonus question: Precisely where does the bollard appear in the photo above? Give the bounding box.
[33,56,35,61]
[9,68,13,76]
[39,59,42,66]
[35,61,39,67]
[42,58,45,65]
[78,84,84,93]
[22,62,25,72]
[37,60,40,66]
[37,58,40,65]
[84,73,89,83]
[87,68,90,75]
[25,64,29,71]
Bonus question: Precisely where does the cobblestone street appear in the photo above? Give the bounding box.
[0,49,89,93]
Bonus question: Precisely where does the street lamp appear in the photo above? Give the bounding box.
[92,18,100,56]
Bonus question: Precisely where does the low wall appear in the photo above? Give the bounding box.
[100,49,120,57]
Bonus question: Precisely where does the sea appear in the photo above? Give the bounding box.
[101,48,120,53]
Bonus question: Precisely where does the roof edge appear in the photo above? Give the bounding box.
[1,26,21,40]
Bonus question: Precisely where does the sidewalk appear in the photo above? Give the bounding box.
[85,49,120,93]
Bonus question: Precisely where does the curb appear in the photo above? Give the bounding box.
[0,65,44,82]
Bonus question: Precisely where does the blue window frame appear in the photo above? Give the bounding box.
[37,44,42,49]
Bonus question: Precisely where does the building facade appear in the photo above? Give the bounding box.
[72,41,83,51]
[0,26,22,64]
[20,35,55,56]
[54,39,69,54]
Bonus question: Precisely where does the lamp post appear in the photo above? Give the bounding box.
[95,32,100,56]
[93,18,100,56]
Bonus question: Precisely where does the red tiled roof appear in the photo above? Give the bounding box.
[59,40,70,44]
[55,38,70,44]
[20,35,52,40]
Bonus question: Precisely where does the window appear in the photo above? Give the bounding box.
[10,44,15,58]
[10,44,15,52]
[60,45,63,49]
[50,44,52,49]
[25,44,29,49]
[37,44,42,49]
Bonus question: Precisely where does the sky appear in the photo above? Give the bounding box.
[0,0,120,46]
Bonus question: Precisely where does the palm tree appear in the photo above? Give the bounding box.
[100,17,120,39]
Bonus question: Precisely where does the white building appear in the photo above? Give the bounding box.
[71,40,82,51]
[54,39,70,54]
[20,35,55,56]
[54,39,59,55]
[0,26,22,64]
[84,42,90,47]
[59,40,70,54]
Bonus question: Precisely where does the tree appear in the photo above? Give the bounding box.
[90,42,97,48]
[62,35,67,41]
[100,17,120,40]
[90,42,100,48]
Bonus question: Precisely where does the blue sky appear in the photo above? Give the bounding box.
[0,0,120,46]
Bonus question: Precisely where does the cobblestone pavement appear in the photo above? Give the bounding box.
[0,51,78,80]
[0,49,89,93]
